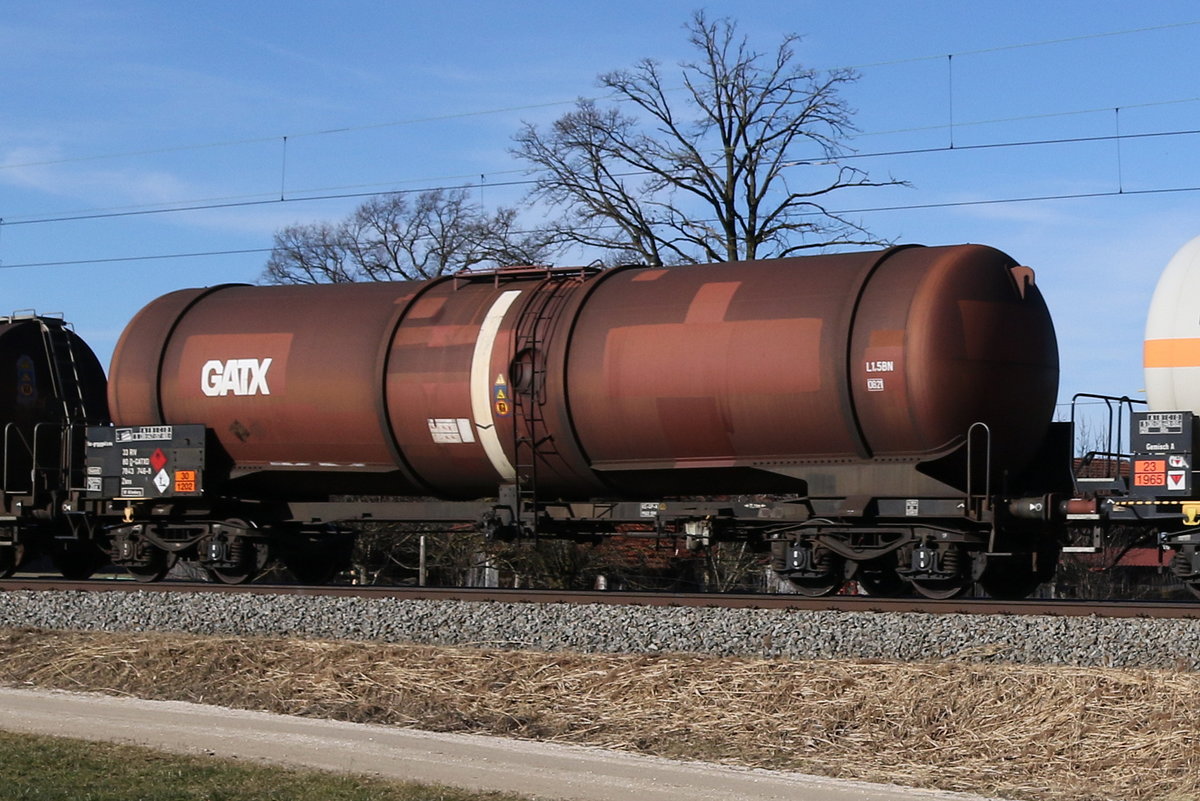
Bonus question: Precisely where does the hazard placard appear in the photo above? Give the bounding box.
[84,424,205,499]
[1133,459,1166,487]
[493,373,512,417]
[1132,455,1191,496]
[174,470,197,493]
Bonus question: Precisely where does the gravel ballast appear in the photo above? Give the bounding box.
[0,589,1198,669]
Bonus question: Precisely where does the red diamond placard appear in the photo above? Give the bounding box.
[150,448,168,472]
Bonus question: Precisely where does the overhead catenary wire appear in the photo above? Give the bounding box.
[0,247,272,270]
[843,18,1200,70]
[0,18,1195,175]
[4,124,1200,229]
[4,181,1200,272]
[0,21,1195,231]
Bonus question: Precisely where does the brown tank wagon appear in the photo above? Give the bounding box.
[86,244,1070,595]
[108,244,1058,499]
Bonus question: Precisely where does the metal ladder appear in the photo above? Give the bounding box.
[509,268,598,533]
[37,317,88,423]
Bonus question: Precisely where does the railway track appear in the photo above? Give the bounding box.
[3,577,1199,619]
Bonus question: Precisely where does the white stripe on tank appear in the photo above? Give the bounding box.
[469,290,521,481]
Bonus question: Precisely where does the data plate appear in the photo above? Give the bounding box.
[85,425,206,500]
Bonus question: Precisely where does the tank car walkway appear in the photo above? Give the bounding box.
[0,686,1005,801]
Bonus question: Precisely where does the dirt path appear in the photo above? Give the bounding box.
[0,686,1003,801]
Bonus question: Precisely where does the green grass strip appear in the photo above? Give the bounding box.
[0,730,534,801]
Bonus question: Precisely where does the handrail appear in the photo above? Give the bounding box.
[1069,393,1146,486]
[965,421,992,520]
[451,263,603,289]
[2,422,34,494]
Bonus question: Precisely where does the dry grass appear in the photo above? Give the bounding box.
[0,628,1197,801]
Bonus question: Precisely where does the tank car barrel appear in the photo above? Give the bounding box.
[105,244,1060,502]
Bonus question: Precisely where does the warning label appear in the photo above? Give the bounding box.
[1134,459,1167,487]
[115,426,174,443]
[174,470,197,493]
[493,373,512,417]
[85,424,205,499]
[428,418,476,444]
[1133,456,1191,495]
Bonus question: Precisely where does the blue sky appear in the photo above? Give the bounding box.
[3,1,1200,418]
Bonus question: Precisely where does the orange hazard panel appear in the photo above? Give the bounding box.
[174,470,197,493]
[1133,459,1167,487]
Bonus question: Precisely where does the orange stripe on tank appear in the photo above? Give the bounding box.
[683,282,741,324]
[1144,338,1200,368]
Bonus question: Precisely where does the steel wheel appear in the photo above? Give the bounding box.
[979,576,1039,600]
[979,559,1045,600]
[785,574,845,597]
[906,543,974,599]
[909,577,971,599]
[201,521,268,585]
[283,553,340,585]
[52,544,107,580]
[979,538,1057,600]
[782,546,844,596]
[203,565,256,585]
[282,530,351,585]
[856,564,910,597]
[125,549,174,583]
[0,544,24,579]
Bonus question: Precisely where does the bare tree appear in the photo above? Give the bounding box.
[263,187,556,284]
[513,12,902,265]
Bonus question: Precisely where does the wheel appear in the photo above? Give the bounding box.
[200,521,269,585]
[283,552,341,585]
[910,577,971,599]
[52,543,107,580]
[785,574,845,596]
[1171,549,1200,599]
[979,558,1046,600]
[856,563,910,597]
[979,538,1058,600]
[280,529,352,585]
[203,565,256,585]
[979,575,1040,600]
[0,544,24,579]
[780,546,845,596]
[124,549,174,583]
[906,544,973,599]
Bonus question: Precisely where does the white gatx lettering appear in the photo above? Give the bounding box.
[201,358,273,397]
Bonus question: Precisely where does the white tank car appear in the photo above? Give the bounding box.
[1146,236,1200,412]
